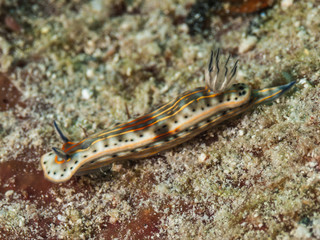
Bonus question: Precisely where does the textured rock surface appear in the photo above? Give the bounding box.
[0,0,319,239]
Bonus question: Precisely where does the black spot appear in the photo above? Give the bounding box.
[112,154,118,157]
[239,92,243,96]
[90,160,95,163]
[145,145,150,149]
[114,143,117,146]
[48,171,51,174]
[235,97,238,100]
[184,115,188,119]
[48,153,53,156]
[61,174,64,177]
[239,86,244,90]
[155,124,169,135]
[165,138,170,142]
[219,99,223,103]
[119,139,122,142]
[70,167,73,170]
[125,140,128,142]
[207,103,210,107]
[227,98,230,101]
[44,161,47,164]
[53,172,56,175]
[93,149,97,152]
[207,119,211,123]
[84,155,87,158]
[75,161,78,164]
[139,134,143,137]
[105,144,109,147]
[201,107,204,110]
[242,91,246,95]
[64,169,66,172]
[131,139,134,142]
[131,149,136,153]
[192,108,196,112]
[174,120,178,124]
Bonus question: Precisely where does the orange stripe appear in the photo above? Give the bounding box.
[259,87,276,93]
[255,90,281,104]
[97,88,208,136]
[64,89,231,154]
[78,99,254,172]
[63,88,208,153]
[73,96,249,165]
[70,89,237,154]
[54,142,73,164]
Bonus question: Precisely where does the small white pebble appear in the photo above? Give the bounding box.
[299,78,307,84]
[86,69,94,78]
[5,190,14,198]
[174,72,181,80]
[120,22,132,31]
[313,218,320,238]
[198,153,207,163]
[238,36,257,54]
[238,129,244,136]
[87,40,95,48]
[307,161,317,168]
[109,210,119,224]
[111,163,123,172]
[197,51,204,58]
[91,0,103,12]
[18,216,25,227]
[178,23,189,33]
[293,225,311,238]
[297,30,306,39]
[57,214,66,222]
[81,89,92,100]
[299,78,312,89]
[281,0,294,10]
[41,26,50,34]
[126,67,132,76]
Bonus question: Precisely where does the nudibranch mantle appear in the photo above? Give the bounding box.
[41,50,295,183]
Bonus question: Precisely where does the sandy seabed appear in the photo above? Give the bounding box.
[0,0,320,239]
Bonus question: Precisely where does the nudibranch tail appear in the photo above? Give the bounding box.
[205,49,238,93]
[252,81,296,106]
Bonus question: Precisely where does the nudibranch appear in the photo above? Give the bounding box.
[41,49,295,183]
